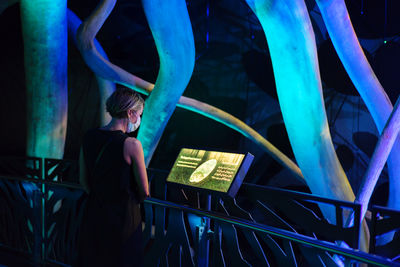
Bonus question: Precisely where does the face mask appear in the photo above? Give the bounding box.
[127,114,141,133]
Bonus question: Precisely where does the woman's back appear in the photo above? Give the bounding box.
[83,129,132,200]
[77,128,142,267]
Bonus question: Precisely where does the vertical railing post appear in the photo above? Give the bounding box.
[354,204,361,250]
[196,194,211,267]
[369,208,378,254]
[41,157,46,264]
[32,186,43,265]
[25,156,44,265]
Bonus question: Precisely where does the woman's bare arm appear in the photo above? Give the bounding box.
[79,147,90,194]
[126,138,150,200]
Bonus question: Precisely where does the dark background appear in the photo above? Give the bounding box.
[1,0,400,204]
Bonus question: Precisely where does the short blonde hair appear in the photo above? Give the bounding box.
[106,86,144,118]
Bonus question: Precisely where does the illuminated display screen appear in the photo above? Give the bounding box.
[167,148,253,196]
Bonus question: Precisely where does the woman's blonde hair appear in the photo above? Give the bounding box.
[106,86,144,118]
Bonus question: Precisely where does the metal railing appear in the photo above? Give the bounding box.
[0,157,399,266]
[370,205,400,261]
[144,197,397,266]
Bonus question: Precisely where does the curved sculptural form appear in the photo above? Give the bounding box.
[138,0,195,165]
[177,97,304,180]
[344,97,400,245]
[356,96,400,220]
[72,0,304,181]
[245,0,353,212]
[245,0,370,251]
[316,0,400,229]
[68,9,115,125]
[75,0,154,96]
[20,0,68,159]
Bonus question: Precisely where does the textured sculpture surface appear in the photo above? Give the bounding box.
[70,0,302,178]
[316,0,400,231]
[20,0,68,159]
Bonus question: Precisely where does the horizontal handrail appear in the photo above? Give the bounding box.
[0,175,83,190]
[0,174,360,210]
[144,197,398,267]
[371,205,400,216]
[0,172,397,266]
[241,182,360,208]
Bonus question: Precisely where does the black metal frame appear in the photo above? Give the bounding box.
[144,197,398,267]
[238,183,362,249]
[44,158,79,183]
[370,205,400,261]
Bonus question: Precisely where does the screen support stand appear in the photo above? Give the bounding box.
[196,194,211,267]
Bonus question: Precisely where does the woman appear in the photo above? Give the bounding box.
[76,86,149,267]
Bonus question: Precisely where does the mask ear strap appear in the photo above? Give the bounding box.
[126,110,132,124]
[132,110,140,123]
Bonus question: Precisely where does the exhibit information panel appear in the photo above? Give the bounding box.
[167,148,254,197]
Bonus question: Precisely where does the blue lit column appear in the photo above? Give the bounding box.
[67,9,115,126]
[316,0,400,224]
[139,0,195,165]
[245,0,354,220]
[20,0,68,158]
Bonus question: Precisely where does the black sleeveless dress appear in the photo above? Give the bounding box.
[76,129,143,267]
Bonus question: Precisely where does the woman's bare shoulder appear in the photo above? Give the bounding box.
[124,137,143,155]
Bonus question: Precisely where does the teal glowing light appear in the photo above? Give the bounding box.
[67,6,301,177]
[138,0,195,165]
[316,0,400,228]
[20,0,68,159]
[245,0,355,226]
